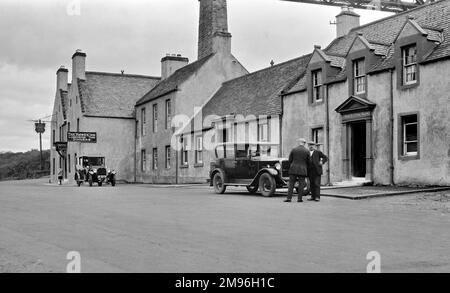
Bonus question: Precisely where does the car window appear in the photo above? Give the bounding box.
[225,145,235,159]
[216,145,225,159]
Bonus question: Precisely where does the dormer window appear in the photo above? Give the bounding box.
[312,70,323,102]
[353,58,366,94]
[402,45,417,85]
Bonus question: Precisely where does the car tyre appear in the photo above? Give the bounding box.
[213,172,226,194]
[259,173,276,197]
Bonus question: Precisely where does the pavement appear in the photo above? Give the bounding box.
[0,179,449,273]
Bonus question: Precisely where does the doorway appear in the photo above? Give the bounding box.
[351,121,366,178]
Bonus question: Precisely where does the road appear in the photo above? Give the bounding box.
[0,179,449,273]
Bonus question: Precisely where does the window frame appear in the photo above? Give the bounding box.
[402,45,418,86]
[141,149,147,172]
[165,145,171,169]
[141,108,146,136]
[152,103,158,133]
[353,58,366,95]
[181,137,189,167]
[311,126,324,145]
[152,148,158,170]
[312,69,323,103]
[398,112,420,160]
[165,99,171,130]
[195,135,204,165]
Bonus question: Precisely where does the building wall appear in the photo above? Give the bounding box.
[135,53,248,184]
[393,60,450,185]
[282,58,450,186]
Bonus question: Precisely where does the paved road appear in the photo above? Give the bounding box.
[0,179,449,273]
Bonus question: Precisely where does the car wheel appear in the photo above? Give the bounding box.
[213,172,226,194]
[259,173,276,197]
[246,185,258,194]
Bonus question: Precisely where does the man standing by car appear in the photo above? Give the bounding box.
[284,138,310,203]
[307,141,328,202]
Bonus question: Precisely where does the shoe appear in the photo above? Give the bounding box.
[307,198,315,201]
[297,200,303,202]
[284,199,291,202]
[314,198,320,202]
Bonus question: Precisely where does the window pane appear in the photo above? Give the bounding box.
[406,142,418,153]
[405,124,417,141]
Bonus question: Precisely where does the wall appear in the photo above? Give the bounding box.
[135,52,248,184]
[393,60,450,185]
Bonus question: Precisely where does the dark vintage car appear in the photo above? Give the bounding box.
[76,156,113,187]
[209,142,298,197]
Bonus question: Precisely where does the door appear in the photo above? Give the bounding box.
[351,121,366,178]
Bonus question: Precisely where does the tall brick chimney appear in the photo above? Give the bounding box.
[56,66,68,92]
[72,49,86,81]
[336,6,360,38]
[198,0,231,59]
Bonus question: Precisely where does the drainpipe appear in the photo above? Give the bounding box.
[325,84,331,185]
[175,134,179,184]
[134,120,138,183]
[280,94,284,156]
[389,69,395,185]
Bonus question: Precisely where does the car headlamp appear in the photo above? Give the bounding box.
[275,163,281,171]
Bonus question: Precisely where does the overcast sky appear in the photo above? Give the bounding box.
[0,0,391,152]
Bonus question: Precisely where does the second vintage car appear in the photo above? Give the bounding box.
[209,142,306,197]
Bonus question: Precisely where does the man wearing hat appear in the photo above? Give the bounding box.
[307,141,328,202]
[284,138,310,203]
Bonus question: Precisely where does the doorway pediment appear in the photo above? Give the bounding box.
[335,96,376,114]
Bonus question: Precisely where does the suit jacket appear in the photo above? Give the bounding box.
[309,150,328,176]
[288,145,310,176]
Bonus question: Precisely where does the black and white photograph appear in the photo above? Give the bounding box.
[0,0,449,279]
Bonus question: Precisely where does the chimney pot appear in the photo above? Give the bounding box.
[314,45,322,50]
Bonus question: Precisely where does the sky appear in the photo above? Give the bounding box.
[0,0,392,152]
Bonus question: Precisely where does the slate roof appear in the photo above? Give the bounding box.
[200,54,312,118]
[135,54,214,106]
[325,0,450,62]
[284,0,450,92]
[78,72,160,118]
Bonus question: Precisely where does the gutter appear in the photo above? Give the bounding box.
[134,120,138,183]
[389,69,395,185]
[325,84,331,185]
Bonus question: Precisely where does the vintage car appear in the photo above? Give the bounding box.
[79,156,110,187]
[209,142,298,197]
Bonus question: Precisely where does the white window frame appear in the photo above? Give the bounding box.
[181,137,189,166]
[165,99,171,130]
[141,108,146,136]
[152,104,158,133]
[403,46,417,85]
[402,116,418,156]
[312,70,323,102]
[353,58,366,94]
[152,148,158,170]
[141,149,146,172]
[195,135,203,164]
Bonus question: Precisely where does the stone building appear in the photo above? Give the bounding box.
[49,51,160,183]
[178,0,450,186]
[134,0,248,183]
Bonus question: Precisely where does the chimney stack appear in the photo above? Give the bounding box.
[198,0,231,59]
[335,6,360,38]
[161,54,189,80]
[72,49,86,82]
[56,66,68,92]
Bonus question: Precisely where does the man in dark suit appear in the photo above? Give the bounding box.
[307,141,328,202]
[284,138,310,203]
